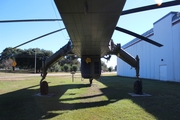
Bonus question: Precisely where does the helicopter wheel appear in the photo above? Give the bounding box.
[134,80,142,94]
[89,78,93,85]
[40,81,48,95]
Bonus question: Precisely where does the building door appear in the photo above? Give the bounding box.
[159,65,167,81]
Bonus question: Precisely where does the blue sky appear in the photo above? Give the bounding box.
[0,0,180,68]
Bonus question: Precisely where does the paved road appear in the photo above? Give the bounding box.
[0,72,117,80]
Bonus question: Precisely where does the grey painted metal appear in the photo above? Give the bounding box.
[115,27,163,47]
[81,55,101,79]
[13,28,65,49]
[118,48,137,68]
[41,41,73,81]
[54,0,126,57]
[112,44,139,77]
[121,1,180,15]
[0,19,62,23]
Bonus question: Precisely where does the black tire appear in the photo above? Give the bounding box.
[89,78,93,85]
[134,80,142,94]
[40,81,48,95]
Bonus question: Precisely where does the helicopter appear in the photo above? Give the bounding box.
[0,0,180,95]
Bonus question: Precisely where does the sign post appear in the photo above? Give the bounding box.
[71,71,75,82]
[12,61,17,72]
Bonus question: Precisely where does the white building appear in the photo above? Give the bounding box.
[117,12,180,82]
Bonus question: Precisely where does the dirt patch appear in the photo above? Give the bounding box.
[0,73,39,81]
[0,76,33,81]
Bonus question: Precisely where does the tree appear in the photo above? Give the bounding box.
[60,66,64,72]
[64,64,69,72]
[101,60,108,72]
[108,66,113,72]
[1,47,14,58]
[49,62,61,72]
[58,55,80,72]
[15,48,53,70]
[0,47,81,72]
[2,58,13,70]
[71,65,77,72]
[115,65,117,71]
[0,63,3,68]
[1,47,53,71]
[59,55,80,65]
[58,57,66,66]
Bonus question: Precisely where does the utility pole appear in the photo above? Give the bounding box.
[34,50,36,74]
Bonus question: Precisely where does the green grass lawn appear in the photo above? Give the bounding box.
[0,73,180,120]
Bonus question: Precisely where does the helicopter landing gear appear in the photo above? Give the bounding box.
[133,55,143,94]
[134,80,142,94]
[40,81,48,95]
[89,78,93,85]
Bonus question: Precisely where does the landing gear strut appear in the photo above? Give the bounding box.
[111,43,143,94]
[133,55,143,94]
[39,41,73,95]
[40,63,48,95]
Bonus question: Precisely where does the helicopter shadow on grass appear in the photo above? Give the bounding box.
[0,76,126,119]
[38,82,125,119]
[1,75,178,119]
[99,75,180,120]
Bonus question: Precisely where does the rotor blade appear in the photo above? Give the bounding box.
[121,1,180,15]
[13,28,65,49]
[115,27,163,47]
[0,19,62,23]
